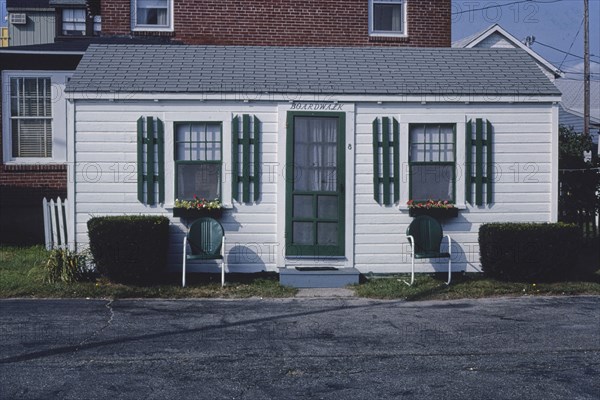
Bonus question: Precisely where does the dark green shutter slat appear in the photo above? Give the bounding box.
[486,119,493,205]
[393,118,400,203]
[372,118,380,203]
[382,117,391,205]
[137,117,144,203]
[475,118,484,206]
[157,118,165,203]
[253,116,260,202]
[242,114,251,203]
[232,116,239,201]
[146,117,155,205]
[466,120,472,205]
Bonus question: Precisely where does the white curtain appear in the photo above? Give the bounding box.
[294,117,337,192]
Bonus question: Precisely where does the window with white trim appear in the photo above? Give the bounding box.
[409,124,456,202]
[132,0,172,31]
[9,77,53,158]
[175,122,223,200]
[62,9,86,35]
[369,0,407,36]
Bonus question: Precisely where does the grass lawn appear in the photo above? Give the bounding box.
[0,246,297,299]
[1,246,599,301]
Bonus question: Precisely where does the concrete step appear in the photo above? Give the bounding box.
[279,267,360,288]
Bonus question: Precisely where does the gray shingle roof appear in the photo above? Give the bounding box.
[65,45,561,96]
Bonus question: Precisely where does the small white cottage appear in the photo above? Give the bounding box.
[64,45,561,277]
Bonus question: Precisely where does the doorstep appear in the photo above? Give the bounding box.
[279,267,360,288]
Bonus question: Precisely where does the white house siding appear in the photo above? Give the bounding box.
[72,99,556,274]
[353,103,556,274]
[72,100,280,273]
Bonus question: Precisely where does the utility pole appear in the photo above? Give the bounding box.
[584,0,590,137]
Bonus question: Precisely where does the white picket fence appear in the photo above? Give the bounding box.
[43,197,69,250]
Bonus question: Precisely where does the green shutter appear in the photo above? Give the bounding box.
[137,116,165,206]
[372,117,400,206]
[466,118,493,206]
[232,114,260,203]
[253,117,261,202]
[465,119,472,205]
[137,117,144,203]
[232,116,240,201]
[372,118,380,203]
[486,120,493,205]
[392,118,400,203]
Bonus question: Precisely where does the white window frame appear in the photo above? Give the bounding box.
[131,0,174,32]
[2,71,72,164]
[369,0,408,38]
[62,8,86,36]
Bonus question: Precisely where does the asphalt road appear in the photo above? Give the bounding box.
[0,296,599,400]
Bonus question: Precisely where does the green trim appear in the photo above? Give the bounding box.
[392,118,400,203]
[146,117,155,205]
[285,111,345,257]
[232,116,239,201]
[137,117,144,204]
[486,119,493,205]
[382,117,391,205]
[253,116,260,202]
[372,118,380,203]
[466,119,472,205]
[157,118,165,203]
[242,114,251,203]
[475,118,484,206]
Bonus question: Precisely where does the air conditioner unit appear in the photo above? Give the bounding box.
[9,14,27,25]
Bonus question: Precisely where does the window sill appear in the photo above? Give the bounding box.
[368,35,410,43]
[131,26,174,33]
[2,163,67,172]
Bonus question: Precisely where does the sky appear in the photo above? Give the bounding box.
[452,0,600,81]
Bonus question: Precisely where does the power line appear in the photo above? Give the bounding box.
[536,41,600,62]
[452,0,563,15]
[558,18,584,70]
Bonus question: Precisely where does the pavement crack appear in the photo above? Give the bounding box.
[75,300,115,351]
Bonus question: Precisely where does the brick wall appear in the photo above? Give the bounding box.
[102,0,451,47]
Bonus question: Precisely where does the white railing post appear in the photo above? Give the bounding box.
[42,197,69,250]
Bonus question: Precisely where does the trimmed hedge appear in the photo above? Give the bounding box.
[87,216,170,284]
[479,223,582,282]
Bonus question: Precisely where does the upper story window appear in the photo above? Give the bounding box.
[369,0,407,37]
[62,9,86,36]
[132,0,173,31]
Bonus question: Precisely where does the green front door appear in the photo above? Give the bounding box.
[286,112,345,257]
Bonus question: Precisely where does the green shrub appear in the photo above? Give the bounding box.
[479,222,582,282]
[87,216,170,284]
[45,248,91,283]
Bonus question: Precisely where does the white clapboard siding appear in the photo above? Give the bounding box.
[73,101,280,272]
[72,99,556,274]
[353,102,555,273]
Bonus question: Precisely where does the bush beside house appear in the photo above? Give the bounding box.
[479,223,582,282]
[87,216,170,284]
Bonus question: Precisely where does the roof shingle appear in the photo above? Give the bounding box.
[65,45,562,96]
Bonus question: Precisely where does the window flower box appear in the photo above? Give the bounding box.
[173,197,224,220]
[407,200,458,219]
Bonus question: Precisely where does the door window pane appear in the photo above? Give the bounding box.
[317,223,338,246]
[293,195,313,218]
[317,196,338,219]
[293,222,313,245]
[293,116,338,192]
